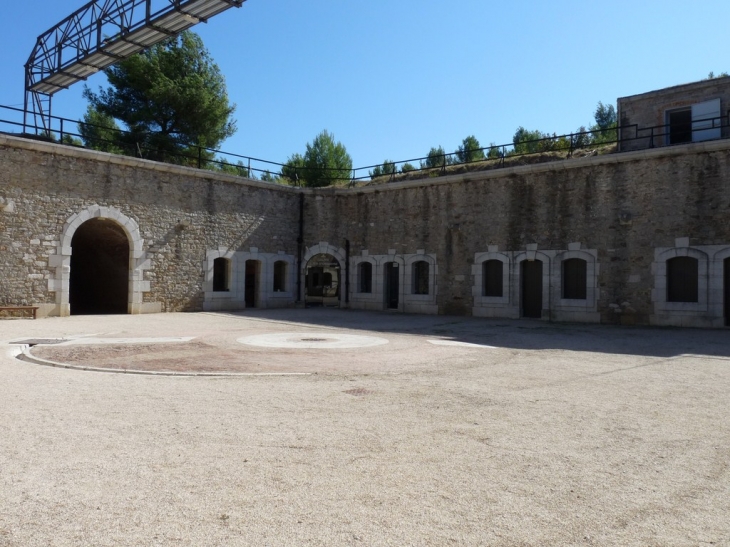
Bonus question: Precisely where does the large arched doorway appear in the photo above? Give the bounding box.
[305,253,341,307]
[69,219,130,315]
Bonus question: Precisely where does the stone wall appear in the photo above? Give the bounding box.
[0,135,300,316]
[3,132,730,327]
[303,140,730,326]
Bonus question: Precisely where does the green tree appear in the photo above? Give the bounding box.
[486,142,503,159]
[456,135,485,163]
[512,127,548,154]
[208,158,248,177]
[421,146,451,169]
[369,159,397,179]
[591,101,617,143]
[83,31,236,163]
[281,153,305,185]
[78,105,123,153]
[400,162,416,173]
[283,131,353,187]
[259,170,279,183]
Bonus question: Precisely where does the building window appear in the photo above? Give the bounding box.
[358,262,372,293]
[213,257,230,292]
[482,260,503,297]
[273,260,287,292]
[413,261,429,295]
[667,256,698,302]
[667,98,721,145]
[562,258,587,300]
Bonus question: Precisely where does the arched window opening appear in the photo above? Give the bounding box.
[482,260,503,297]
[562,258,587,300]
[358,262,373,293]
[213,257,230,292]
[413,261,429,295]
[667,256,699,302]
[273,260,287,292]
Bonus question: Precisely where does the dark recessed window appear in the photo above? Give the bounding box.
[562,258,587,300]
[667,256,699,303]
[213,257,229,292]
[273,260,287,292]
[413,261,429,295]
[359,262,372,293]
[483,260,503,297]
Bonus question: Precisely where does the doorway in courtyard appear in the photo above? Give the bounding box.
[69,219,129,315]
[384,262,399,309]
[245,260,260,308]
[723,258,730,327]
[305,254,340,307]
[521,260,543,318]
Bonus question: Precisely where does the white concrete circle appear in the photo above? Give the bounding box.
[427,340,496,349]
[237,333,390,349]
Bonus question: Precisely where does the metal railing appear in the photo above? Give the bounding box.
[1,103,728,187]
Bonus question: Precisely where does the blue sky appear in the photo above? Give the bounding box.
[1,0,729,171]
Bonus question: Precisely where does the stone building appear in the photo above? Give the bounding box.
[1,80,729,328]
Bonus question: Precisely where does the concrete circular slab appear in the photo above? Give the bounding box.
[237,332,390,349]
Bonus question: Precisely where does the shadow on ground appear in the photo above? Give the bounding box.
[210,308,730,360]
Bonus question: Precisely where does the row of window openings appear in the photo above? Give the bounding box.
[357,261,430,295]
[213,256,722,304]
[481,258,588,300]
[480,256,718,304]
[213,258,288,292]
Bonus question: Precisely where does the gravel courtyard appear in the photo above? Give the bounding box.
[1,309,729,546]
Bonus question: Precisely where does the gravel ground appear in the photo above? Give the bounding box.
[1,309,729,546]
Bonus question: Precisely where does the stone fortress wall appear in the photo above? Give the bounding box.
[305,141,730,327]
[2,105,730,327]
[0,135,300,317]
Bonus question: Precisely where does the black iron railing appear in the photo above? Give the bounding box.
[1,103,728,187]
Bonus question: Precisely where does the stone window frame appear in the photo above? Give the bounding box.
[266,253,295,300]
[204,248,237,303]
[472,251,511,306]
[404,252,437,305]
[513,251,551,318]
[652,246,709,313]
[350,255,379,303]
[52,205,151,316]
[552,250,599,312]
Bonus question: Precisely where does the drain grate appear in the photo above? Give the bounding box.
[9,339,67,347]
[300,338,328,342]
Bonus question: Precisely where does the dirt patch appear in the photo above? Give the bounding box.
[30,341,282,373]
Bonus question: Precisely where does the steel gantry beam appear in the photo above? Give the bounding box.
[24,0,246,133]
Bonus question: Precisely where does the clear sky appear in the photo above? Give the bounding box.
[1,0,729,171]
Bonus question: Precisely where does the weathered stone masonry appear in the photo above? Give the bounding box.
[0,135,299,317]
[2,132,730,327]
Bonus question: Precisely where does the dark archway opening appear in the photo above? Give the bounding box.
[305,254,340,307]
[70,219,129,315]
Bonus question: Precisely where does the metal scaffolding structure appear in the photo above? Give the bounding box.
[24,0,246,133]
